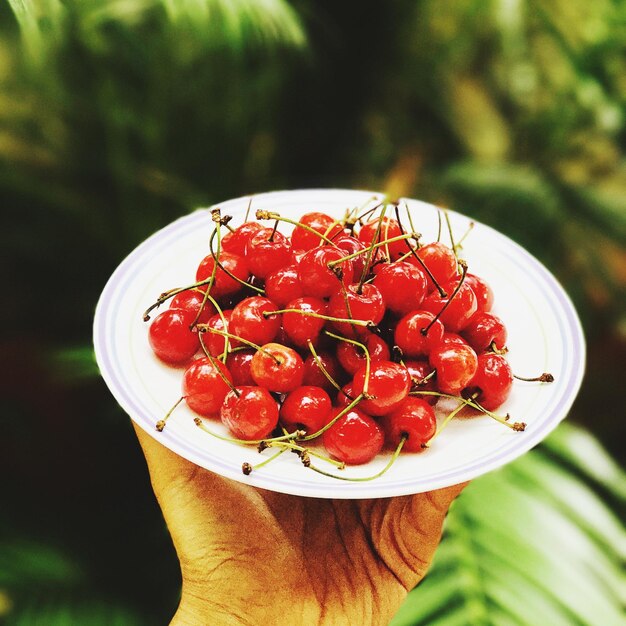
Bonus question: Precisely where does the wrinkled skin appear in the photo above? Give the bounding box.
[134,424,466,626]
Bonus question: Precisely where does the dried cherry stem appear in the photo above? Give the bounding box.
[241,447,287,475]
[514,372,554,383]
[424,396,474,448]
[263,308,371,329]
[324,330,372,396]
[197,326,281,365]
[412,369,436,387]
[194,417,304,446]
[143,280,213,321]
[208,224,264,294]
[326,233,417,268]
[471,399,525,430]
[268,219,279,242]
[421,259,468,335]
[489,341,508,355]
[306,435,407,481]
[301,393,365,441]
[255,210,339,248]
[307,340,344,395]
[350,200,385,227]
[155,396,184,432]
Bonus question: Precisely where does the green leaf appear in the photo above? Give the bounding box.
[391,424,626,626]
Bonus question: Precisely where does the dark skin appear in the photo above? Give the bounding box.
[134,424,467,626]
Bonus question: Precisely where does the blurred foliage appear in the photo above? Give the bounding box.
[1,0,625,624]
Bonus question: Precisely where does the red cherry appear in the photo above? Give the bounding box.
[333,234,368,277]
[149,308,199,365]
[182,357,233,416]
[465,273,494,312]
[264,265,303,308]
[291,212,342,251]
[282,296,328,348]
[429,343,478,395]
[380,397,436,452]
[220,386,279,440]
[414,242,457,290]
[230,297,281,346]
[280,386,332,435]
[439,332,470,347]
[464,353,513,411]
[421,279,477,333]
[405,360,438,405]
[302,352,342,393]
[221,222,264,257]
[327,283,385,337]
[394,311,445,358]
[225,349,256,386]
[195,251,249,298]
[250,343,304,393]
[336,333,390,375]
[298,247,354,299]
[352,360,411,416]
[373,261,427,315]
[203,310,240,356]
[246,228,292,279]
[336,382,356,408]
[170,289,216,325]
[358,217,408,260]
[462,311,507,353]
[322,407,384,465]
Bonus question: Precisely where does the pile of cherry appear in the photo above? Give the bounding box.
[144,203,553,480]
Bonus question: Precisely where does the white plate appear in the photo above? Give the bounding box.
[94,189,585,498]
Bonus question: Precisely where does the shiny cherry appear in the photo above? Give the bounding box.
[195,250,249,297]
[322,407,384,465]
[358,216,407,260]
[182,357,233,416]
[280,386,332,435]
[414,242,457,290]
[264,265,303,308]
[429,342,478,395]
[336,333,390,375]
[221,222,264,257]
[463,353,513,411]
[203,310,240,356]
[405,360,438,405]
[422,279,477,333]
[465,273,494,312]
[220,386,279,440]
[373,261,427,315]
[246,228,292,279]
[462,311,507,353]
[380,397,436,452]
[333,234,368,277]
[394,311,445,358]
[302,352,343,393]
[298,246,354,299]
[291,212,342,250]
[282,296,328,347]
[230,296,281,346]
[352,360,411,416]
[149,308,199,365]
[250,343,304,393]
[327,283,385,337]
[170,289,216,325]
[225,349,256,386]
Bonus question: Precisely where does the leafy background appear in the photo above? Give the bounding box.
[1,1,625,624]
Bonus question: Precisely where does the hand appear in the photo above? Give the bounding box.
[134,424,466,626]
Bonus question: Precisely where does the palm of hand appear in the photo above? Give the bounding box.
[135,424,465,626]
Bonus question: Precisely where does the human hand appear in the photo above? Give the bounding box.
[134,424,466,626]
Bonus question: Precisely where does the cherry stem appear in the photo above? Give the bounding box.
[514,372,555,383]
[324,330,372,396]
[424,396,473,448]
[327,233,417,268]
[301,393,365,441]
[190,222,222,329]
[143,281,213,322]
[356,204,388,293]
[307,340,344,395]
[455,221,474,251]
[208,224,265,294]
[155,396,184,432]
[412,369,436,387]
[394,204,422,258]
[306,435,407,481]
[489,340,508,355]
[269,440,346,469]
[198,333,240,396]
[197,326,281,365]
[263,308,371,328]
[421,259,468,336]
[404,202,420,248]
[244,196,253,222]
[444,210,457,260]
[194,417,304,446]
[201,293,230,362]
[351,200,385,227]
[255,210,339,248]
[436,208,443,243]
[242,447,287,474]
